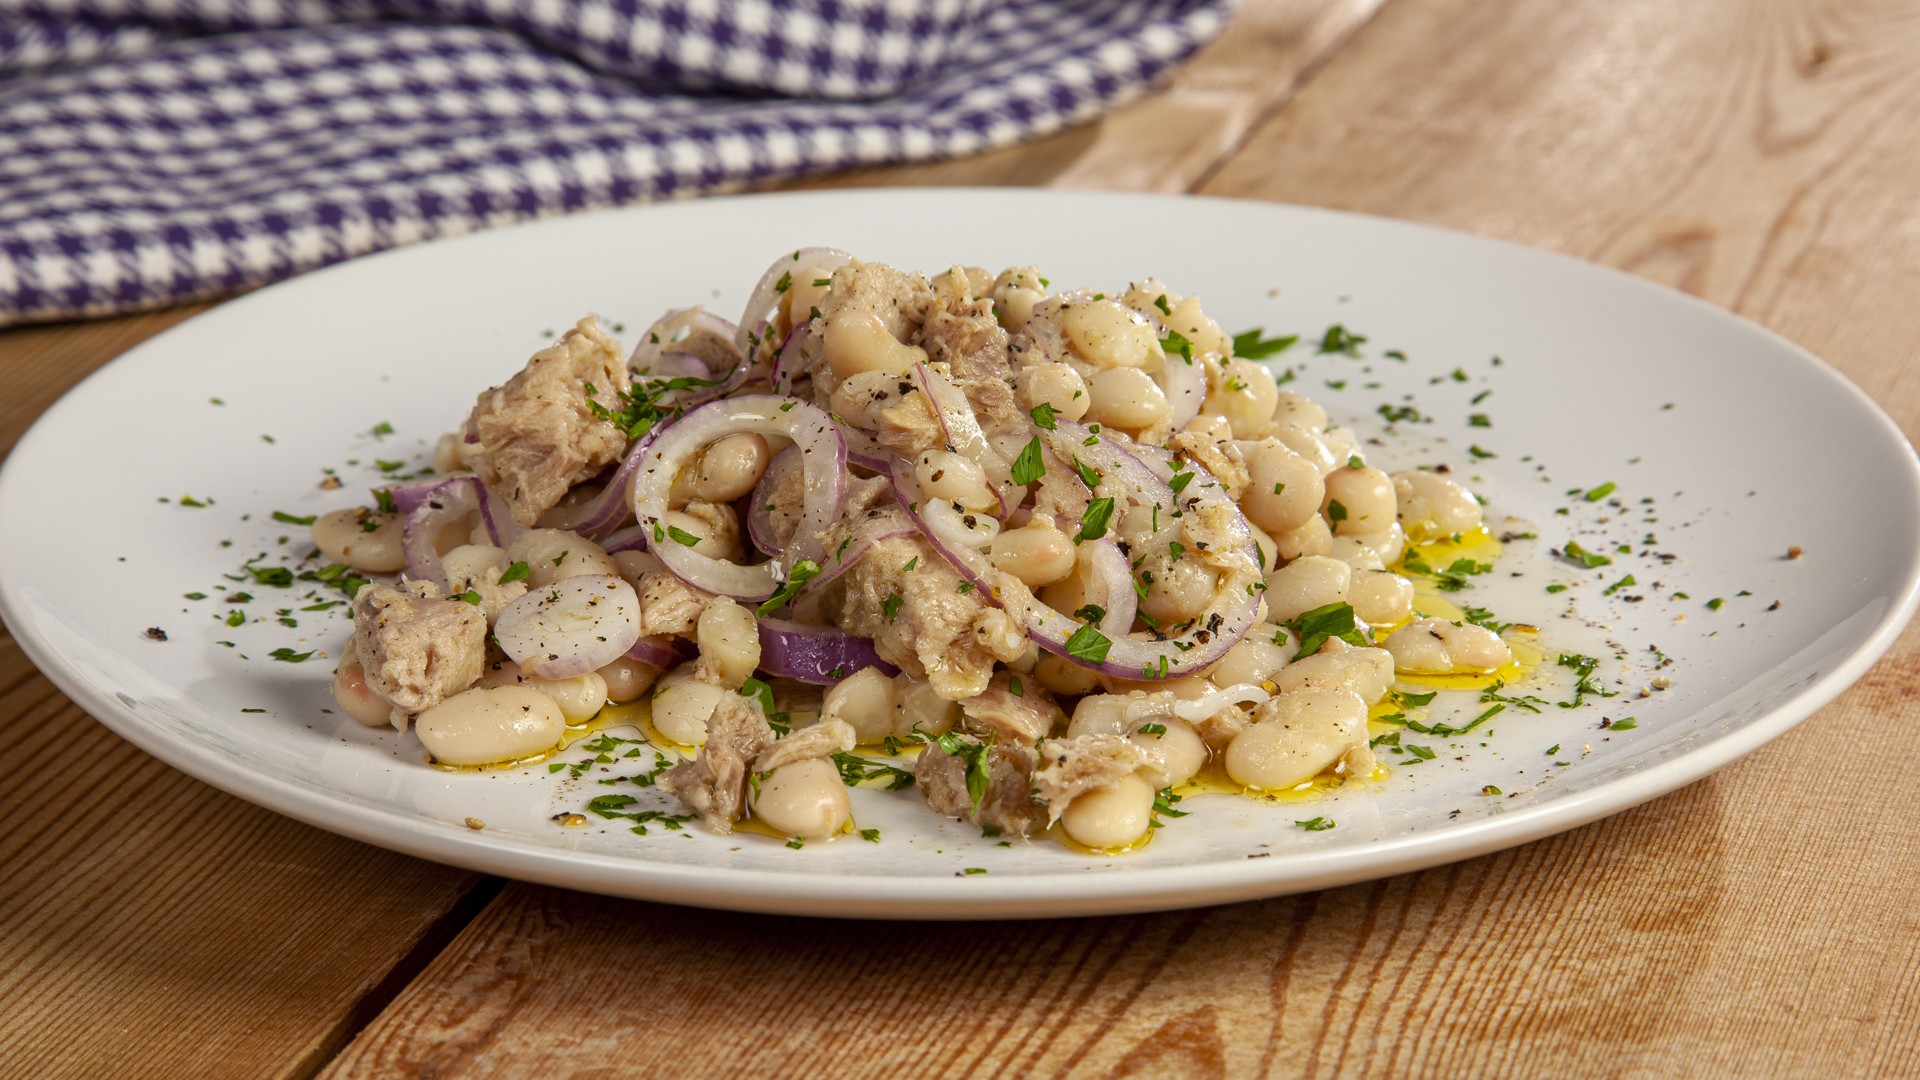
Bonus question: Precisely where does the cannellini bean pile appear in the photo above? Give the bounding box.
[314,252,1525,854]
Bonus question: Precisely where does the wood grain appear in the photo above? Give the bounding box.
[9,0,1920,1076]
[797,0,1388,193]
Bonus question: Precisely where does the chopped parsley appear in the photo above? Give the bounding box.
[1029,403,1058,431]
[1288,601,1368,659]
[1316,324,1367,356]
[1295,816,1336,831]
[1064,623,1112,664]
[1076,497,1115,542]
[1232,328,1299,359]
[881,591,903,622]
[756,558,823,617]
[1011,437,1045,485]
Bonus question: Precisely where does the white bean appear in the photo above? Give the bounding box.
[1207,628,1290,689]
[824,308,925,379]
[506,528,620,586]
[1348,569,1414,626]
[1034,652,1102,696]
[1140,557,1219,624]
[892,675,959,738]
[993,266,1048,333]
[1272,426,1339,476]
[989,521,1077,587]
[651,666,725,745]
[695,597,761,689]
[1271,516,1333,561]
[597,656,658,703]
[1134,717,1208,786]
[1224,686,1367,790]
[1264,556,1352,623]
[1060,772,1155,849]
[784,265,833,331]
[749,757,851,840]
[416,685,565,766]
[1203,358,1280,438]
[1015,363,1091,421]
[685,433,770,503]
[333,657,394,727]
[477,659,610,722]
[1242,439,1326,534]
[1084,367,1172,432]
[1382,617,1512,674]
[1323,465,1397,536]
[1271,646,1395,705]
[821,666,899,743]
[662,506,742,562]
[915,450,997,512]
[1271,391,1328,431]
[1062,299,1159,369]
[312,508,406,573]
[1392,470,1484,540]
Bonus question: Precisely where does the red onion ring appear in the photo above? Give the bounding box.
[399,478,479,591]
[626,634,683,670]
[746,443,804,556]
[631,395,846,601]
[628,307,738,375]
[736,247,853,361]
[758,617,899,684]
[1159,348,1208,429]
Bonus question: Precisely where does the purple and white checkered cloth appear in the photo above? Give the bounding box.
[0,1,1234,326]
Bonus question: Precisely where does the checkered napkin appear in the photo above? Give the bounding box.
[0,1,1234,327]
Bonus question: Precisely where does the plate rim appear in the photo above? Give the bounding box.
[4,186,1918,919]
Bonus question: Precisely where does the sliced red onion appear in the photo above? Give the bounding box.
[1159,349,1208,429]
[758,617,899,684]
[628,307,738,374]
[494,574,642,679]
[891,462,998,595]
[771,323,812,396]
[1171,682,1274,722]
[398,477,480,591]
[600,522,651,554]
[912,363,1015,515]
[1078,538,1139,640]
[564,430,655,541]
[626,634,682,670]
[746,444,804,556]
[631,395,845,601]
[736,247,853,360]
[841,423,891,472]
[635,351,710,381]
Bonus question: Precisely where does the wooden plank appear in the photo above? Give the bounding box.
[0,309,494,1078]
[323,0,1920,1076]
[0,625,491,1079]
[797,0,1388,193]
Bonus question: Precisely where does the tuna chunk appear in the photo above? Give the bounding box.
[1031,733,1155,825]
[914,736,1046,836]
[917,284,1023,441]
[958,670,1064,746]
[353,580,488,730]
[755,719,856,773]
[637,569,713,638]
[470,316,630,526]
[837,536,1026,700]
[657,694,774,833]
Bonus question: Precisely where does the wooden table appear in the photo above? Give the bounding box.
[5,2,1918,1075]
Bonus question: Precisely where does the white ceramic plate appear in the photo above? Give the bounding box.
[3,190,1916,919]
